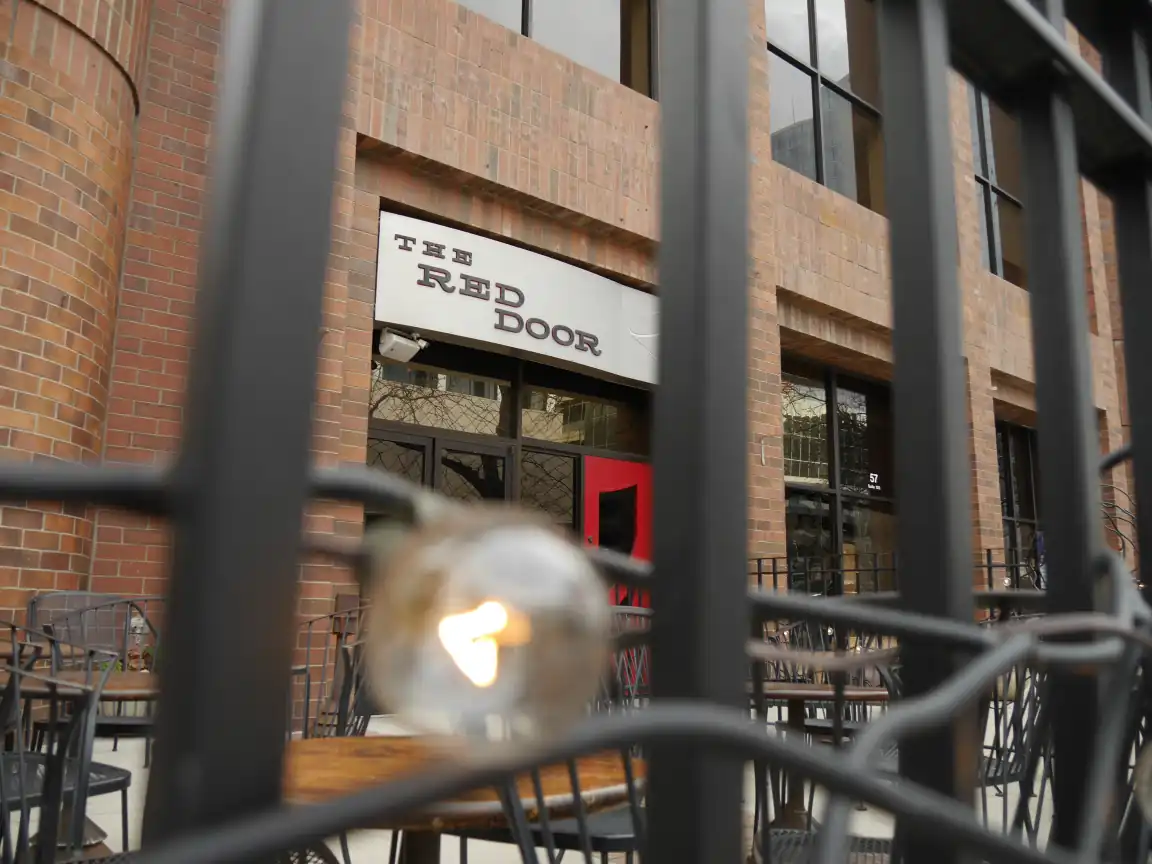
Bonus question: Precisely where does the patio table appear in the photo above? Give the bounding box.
[285,735,644,864]
[756,682,890,830]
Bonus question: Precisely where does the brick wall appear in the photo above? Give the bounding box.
[0,0,1136,611]
[86,0,220,598]
[0,0,146,614]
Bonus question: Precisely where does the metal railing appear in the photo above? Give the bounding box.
[0,0,1150,863]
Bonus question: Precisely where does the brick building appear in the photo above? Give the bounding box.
[0,0,1132,616]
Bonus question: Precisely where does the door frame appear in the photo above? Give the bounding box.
[432,436,515,502]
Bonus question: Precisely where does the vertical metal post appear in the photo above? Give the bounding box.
[1014,1,1103,849]
[877,1,977,861]
[647,0,748,860]
[1101,19,1152,859]
[142,0,353,843]
[1105,22,1152,602]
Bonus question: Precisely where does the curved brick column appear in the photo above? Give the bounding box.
[0,0,146,614]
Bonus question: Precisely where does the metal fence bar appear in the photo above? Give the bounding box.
[142,0,353,843]
[1014,0,1105,849]
[1105,20,1152,600]
[646,0,749,859]
[877,1,977,862]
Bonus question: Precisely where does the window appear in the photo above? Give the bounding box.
[969,85,1027,288]
[371,360,513,436]
[456,0,653,96]
[782,360,896,592]
[765,0,884,213]
[996,420,1042,583]
[521,387,649,455]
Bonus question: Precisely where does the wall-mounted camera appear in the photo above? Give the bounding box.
[374,328,428,364]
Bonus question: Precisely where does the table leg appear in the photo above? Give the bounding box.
[770,698,810,830]
[399,831,441,864]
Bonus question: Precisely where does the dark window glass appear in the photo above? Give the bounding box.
[455,0,523,31]
[841,497,896,591]
[532,0,622,81]
[996,419,1041,585]
[767,0,882,212]
[440,449,506,502]
[520,450,577,531]
[837,377,892,496]
[765,0,813,62]
[371,361,513,436]
[782,371,828,485]
[820,87,884,214]
[996,194,1027,288]
[366,438,425,489]
[969,83,1027,288]
[814,0,879,104]
[521,388,649,454]
[785,490,834,592]
[769,54,818,183]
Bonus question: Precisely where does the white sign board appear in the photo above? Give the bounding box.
[375,212,658,384]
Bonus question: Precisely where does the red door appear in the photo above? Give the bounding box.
[583,457,652,607]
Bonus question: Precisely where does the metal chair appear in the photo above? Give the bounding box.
[40,597,162,766]
[0,626,131,861]
[446,606,651,864]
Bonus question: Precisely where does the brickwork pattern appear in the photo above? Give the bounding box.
[0,0,142,613]
[0,0,1137,612]
[85,0,220,597]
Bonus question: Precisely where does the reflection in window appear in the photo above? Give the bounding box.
[837,378,892,496]
[769,54,818,183]
[996,420,1042,586]
[520,450,577,531]
[521,388,649,455]
[968,83,1027,288]
[372,361,513,436]
[785,490,835,593]
[440,450,506,502]
[767,0,883,213]
[455,0,522,31]
[456,0,652,95]
[533,0,621,82]
[782,372,828,485]
[841,498,896,591]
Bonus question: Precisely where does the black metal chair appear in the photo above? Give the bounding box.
[293,607,377,864]
[0,626,132,861]
[446,606,651,864]
[40,597,162,767]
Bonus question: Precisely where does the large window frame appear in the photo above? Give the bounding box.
[366,338,651,538]
[765,0,883,211]
[995,419,1042,579]
[782,357,896,593]
[969,85,1027,288]
[456,0,656,97]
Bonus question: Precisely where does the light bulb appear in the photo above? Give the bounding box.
[364,506,612,741]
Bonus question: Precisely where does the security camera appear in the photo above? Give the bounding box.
[374,329,426,363]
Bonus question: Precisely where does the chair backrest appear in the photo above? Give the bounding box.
[42,597,163,670]
[26,592,121,635]
[293,605,372,739]
[0,621,116,864]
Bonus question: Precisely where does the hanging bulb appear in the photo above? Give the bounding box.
[364,505,611,742]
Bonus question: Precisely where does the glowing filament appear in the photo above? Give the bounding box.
[438,601,509,688]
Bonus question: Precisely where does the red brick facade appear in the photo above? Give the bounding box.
[0,0,1134,615]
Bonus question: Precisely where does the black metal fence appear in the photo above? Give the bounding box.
[1,0,1152,863]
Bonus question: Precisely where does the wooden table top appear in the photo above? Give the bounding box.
[284,736,643,832]
[753,682,890,702]
[747,644,899,672]
[13,670,159,701]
